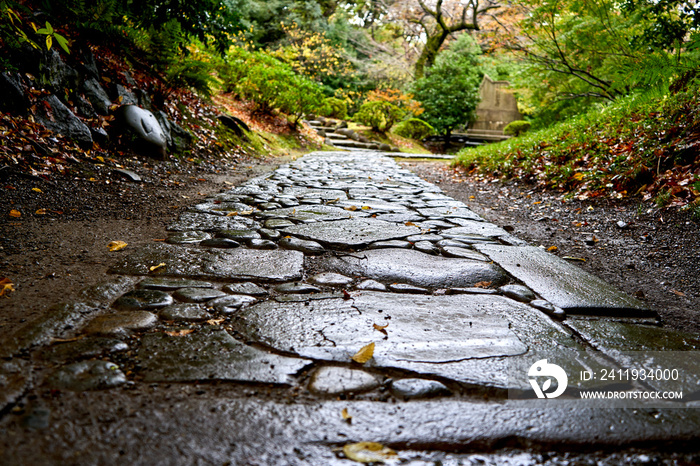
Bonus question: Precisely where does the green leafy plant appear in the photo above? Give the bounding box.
[503,120,531,137]
[318,97,348,119]
[34,21,70,53]
[353,101,404,132]
[392,118,435,140]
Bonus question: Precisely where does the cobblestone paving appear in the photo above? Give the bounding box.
[3,151,700,464]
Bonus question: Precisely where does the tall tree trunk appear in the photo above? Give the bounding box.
[414,31,449,79]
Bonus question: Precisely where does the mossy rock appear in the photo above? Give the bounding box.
[503,120,531,137]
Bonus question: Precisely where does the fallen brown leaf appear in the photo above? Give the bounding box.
[165,329,195,337]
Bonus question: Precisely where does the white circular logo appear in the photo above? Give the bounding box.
[528,359,568,399]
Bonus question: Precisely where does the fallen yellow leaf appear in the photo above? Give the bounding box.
[165,329,195,337]
[345,206,358,211]
[96,156,105,163]
[226,212,238,217]
[373,323,389,335]
[9,210,21,218]
[671,289,686,297]
[563,256,586,262]
[149,262,166,272]
[35,208,47,215]
[474,281,492,288]
[405,221,417,227]
[361,206,371,210]
[108,241,128,252]
[207,318,225,325]
[0,277,15,297]
[351,342,375,364]
[573,172,584,180]
[343,442,396,463]
[547,246,558,252]
[32,187,42,193]
[341,408,352,422]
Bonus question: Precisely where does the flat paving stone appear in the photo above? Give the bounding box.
[259,228,282,241]
[413,241,439,255]
[440,246,490,261]
[264,218,295,229]
[109,243,304,282]
[278,237,325,254]
[275,282,321,294]
[200,238,241,248]
[138,278,213,291]
[442,222,512,239]
[260,205,368,222]
[83,311,158,336]
[208,295,258,313]
[159,304,211,322]
[308,273,353,287]
[281,218,421,249]
[216,229,261,241]
[321,248,507,288]
[47,360,126,391]
[355,279,387,291]
[222,282,268,296]
[190,201,254,216]
[173,287,227,303]
[417,207,483,221]
[387,283,429,294]
[168,212,258,232]
[113,289,173,310]
[476,244,654,317]
[246,239,278,250]
[166,231,211,244]
[38,337,129,362]
[389,378,451,400]
[308,366,381,395]
[373,212,424,223]
[138,327,310,385]
[499,284,537,303]
[367,240,412,249]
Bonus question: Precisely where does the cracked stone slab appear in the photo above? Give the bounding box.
[233,291,594,389]
[138,327,310,385]
[282,219,421,249]
[475,244,654,317]
[308,366,381,395]
[319,248,507,288]
[167,212,259,232]
[109,243,304,282]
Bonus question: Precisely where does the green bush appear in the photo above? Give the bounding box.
[503,120,531,137]
[353,101,404,132]
[318,97,348,119]
[393,118,435,140]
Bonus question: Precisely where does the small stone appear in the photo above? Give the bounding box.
[259,228,282,241]
[407,234,443,242]
[437,239,473,248]
[173,287,227,303]
[367,240,412,249]
[616,220,629,229]
[84,311,158,336]
[446,287,499,295]
[441,247,489,261]
[265,218,295,229]
[159,304,211,322]
[38,338,129,362]
[247,239,278,250]
[356,280,387,291]
[113,289,173,310]
[499,284,537,303]
[223,282,268,296]
[47,360,126,391]
[208,295,258,313]
[530,299,566,319]
[275,282,321,294]
[138,278,213,291]
[166,230,211,244]
[274,292,343,302]
[413,241,439,255]
[258,202,282,210]
[308,366,380,395]
[113,169,141,182]
[309,273,353,287]
[276,198,299,208]
[279,236,325,254]
[200,238,241,248]
[388,283,429,294]
[216,229,261,241]
[389,378,451,400]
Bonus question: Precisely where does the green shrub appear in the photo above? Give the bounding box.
[503,120,531,137]
[318,97,348,119]
[393,118,435,140]
[353,101,404,132]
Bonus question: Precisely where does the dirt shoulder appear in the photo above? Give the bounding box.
[404,161,700,335]
[0,154,284,334]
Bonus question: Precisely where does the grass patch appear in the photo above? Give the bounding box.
[454,87,700,206]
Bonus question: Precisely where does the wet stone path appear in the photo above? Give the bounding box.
[3,151,700,464]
